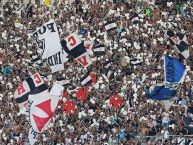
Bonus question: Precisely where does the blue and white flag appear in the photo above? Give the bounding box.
[148,85,176,100]
[164,55,186,84]
[79,28,87,36]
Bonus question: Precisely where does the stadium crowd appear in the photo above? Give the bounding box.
[0,0,193,144]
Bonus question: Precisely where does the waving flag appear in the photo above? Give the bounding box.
[104,21,117,32]
[164,55,186,84]
[32,19,68,73]
[14,73,47,114]
[109,94,123,108]
[76,87,89,101]
[165,30,189,59]
[61,33,92,68]
[55,77,70,86]
[44,0,52,7]
[93,44,105,56]
[79,28,87,36]
[28,84,63,133]
[62,100,77,115]
[148,85,176,100]
[80,72,93,86]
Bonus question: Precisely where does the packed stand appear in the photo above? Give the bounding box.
[0,0,193,144]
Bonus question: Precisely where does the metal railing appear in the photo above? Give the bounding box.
[134,135,193,143]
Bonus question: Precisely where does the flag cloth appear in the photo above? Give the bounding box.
[25,3,33,18]
[28,84,63,133]
[109,94,123,108]
[76,87,89,101]
[80,72,93,86]
[55,77,70,86]
[93,44,105,56]
[144,8,152,17]
[44,0,52,7]
[165,30,189,59]
[148,85,176,100]
[164,55,186,84]
[30,55,43,67]
[90,72,97,84]
[32,19,68,73]
[14,73,47,114]
[104,21,117,32]
[79,28,87,36]
[61,33,92,68]
[28,127,39,145]
[62,100,76,115]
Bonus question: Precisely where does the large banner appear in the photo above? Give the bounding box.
[148,85,176,100]
[28,84,63,133]
[14,73,47,114]
[32,19,68,73]
[164,55,186,84]
[61,33,92,68]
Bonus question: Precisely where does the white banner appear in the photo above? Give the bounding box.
[28,88,62,133]
[32,19,68,73]
[28,127,39,145]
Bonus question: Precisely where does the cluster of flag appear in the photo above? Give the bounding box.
[148,29,190,101]
[13,18,191,144]
[148,55,187,100]
[165,30,189,59]
[14,73,64,144]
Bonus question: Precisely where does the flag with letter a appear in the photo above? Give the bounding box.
[14,73,47,115]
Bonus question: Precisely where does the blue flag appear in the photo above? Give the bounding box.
[79,28,87,36]
[164,55,186,84]
[148,85,176,100]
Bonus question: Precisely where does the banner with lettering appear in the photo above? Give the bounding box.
[61,33,92,68]
[164,55,186,84]
[32,19,68,73]
[14,73,47,115]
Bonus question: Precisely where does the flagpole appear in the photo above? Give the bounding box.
[163,55,166,84]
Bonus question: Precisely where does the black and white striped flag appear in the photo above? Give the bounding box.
[93,44,105,56]
[80,72,92,86]
[56,77,70,86]
[166,30,189,59]
[30,55,43,67]
[104,21,117,32]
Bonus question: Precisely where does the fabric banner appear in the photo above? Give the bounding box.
[104,21,117,32]
[44,0,52,6]
[164,55,186,84]
[61,33,92,68]
[93,44,105,56]
[148,85,176,100]
[32,19,68,73]
[14,73,47,114]
[28,127,39,145]
[56,77,70,86]
[28,87,62,133]
[43,51,68,73]
[165,30,189,59]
